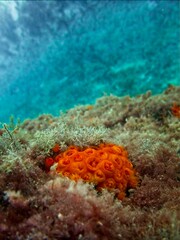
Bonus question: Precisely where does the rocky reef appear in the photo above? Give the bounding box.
[0,85,179,240]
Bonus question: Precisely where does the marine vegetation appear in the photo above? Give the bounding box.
[0,86,180,240]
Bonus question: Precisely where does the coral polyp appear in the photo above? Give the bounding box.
[171,103,180,118]
[45,143,138,199]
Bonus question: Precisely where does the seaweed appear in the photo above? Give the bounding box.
[0,86,179,240]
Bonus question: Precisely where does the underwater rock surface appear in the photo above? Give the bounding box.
[0,86,179,240]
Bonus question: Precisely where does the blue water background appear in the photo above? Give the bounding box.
[0,0,179,123]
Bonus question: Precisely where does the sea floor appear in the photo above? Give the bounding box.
[0,85,179,240]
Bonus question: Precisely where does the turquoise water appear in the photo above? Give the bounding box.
[0,0,179,123]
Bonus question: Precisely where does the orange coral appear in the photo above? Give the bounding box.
[45,157,54,169]
[171,103,180,118]
[45,143,138,199]
[52,143,61,153]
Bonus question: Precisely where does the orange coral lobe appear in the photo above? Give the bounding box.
[70,161,86,175]
[94,169,106,183]
[81,172,93,181]
[73,153,84,162]
[171,103,180,118]
[105,178,116,189]
[58,157,71,169]
[45,157,54,170]
[99,160,115,177]
[52,144,60,153]
[86,156,101,172]
[46,143,138,199]
[104,161,114,172]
